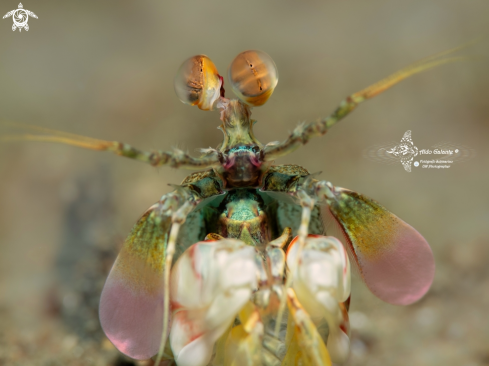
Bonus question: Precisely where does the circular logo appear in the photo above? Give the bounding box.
[13,9,28,27]
[414,161,419,167]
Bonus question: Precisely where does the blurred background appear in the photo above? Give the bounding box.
[0,0,488,365]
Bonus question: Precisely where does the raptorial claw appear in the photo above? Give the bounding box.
[286,235,351,364]
[169,239,257,366]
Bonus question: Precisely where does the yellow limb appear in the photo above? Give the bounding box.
[284,288,332,366]
[223,302,263,366]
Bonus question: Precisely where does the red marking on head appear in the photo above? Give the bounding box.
[250,154,262,167]
[222,155,236,170]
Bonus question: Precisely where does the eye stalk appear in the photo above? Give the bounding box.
[228,50,278,107]
[174,55,223,111]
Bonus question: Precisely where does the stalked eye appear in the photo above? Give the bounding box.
[174,55,222,111]
[228,50,278,107]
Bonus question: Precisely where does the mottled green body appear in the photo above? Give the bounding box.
[175,164,323,253]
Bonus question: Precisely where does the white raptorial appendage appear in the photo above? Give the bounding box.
[169,239,257,366]
[286,235,351,364]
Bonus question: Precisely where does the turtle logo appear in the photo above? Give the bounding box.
[3,3,37,32]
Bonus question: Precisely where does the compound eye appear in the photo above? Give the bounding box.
[228,50,278,107]
[174,55,222,111]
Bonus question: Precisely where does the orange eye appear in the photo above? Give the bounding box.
[174,55,222,111]
[228,50,278,107]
